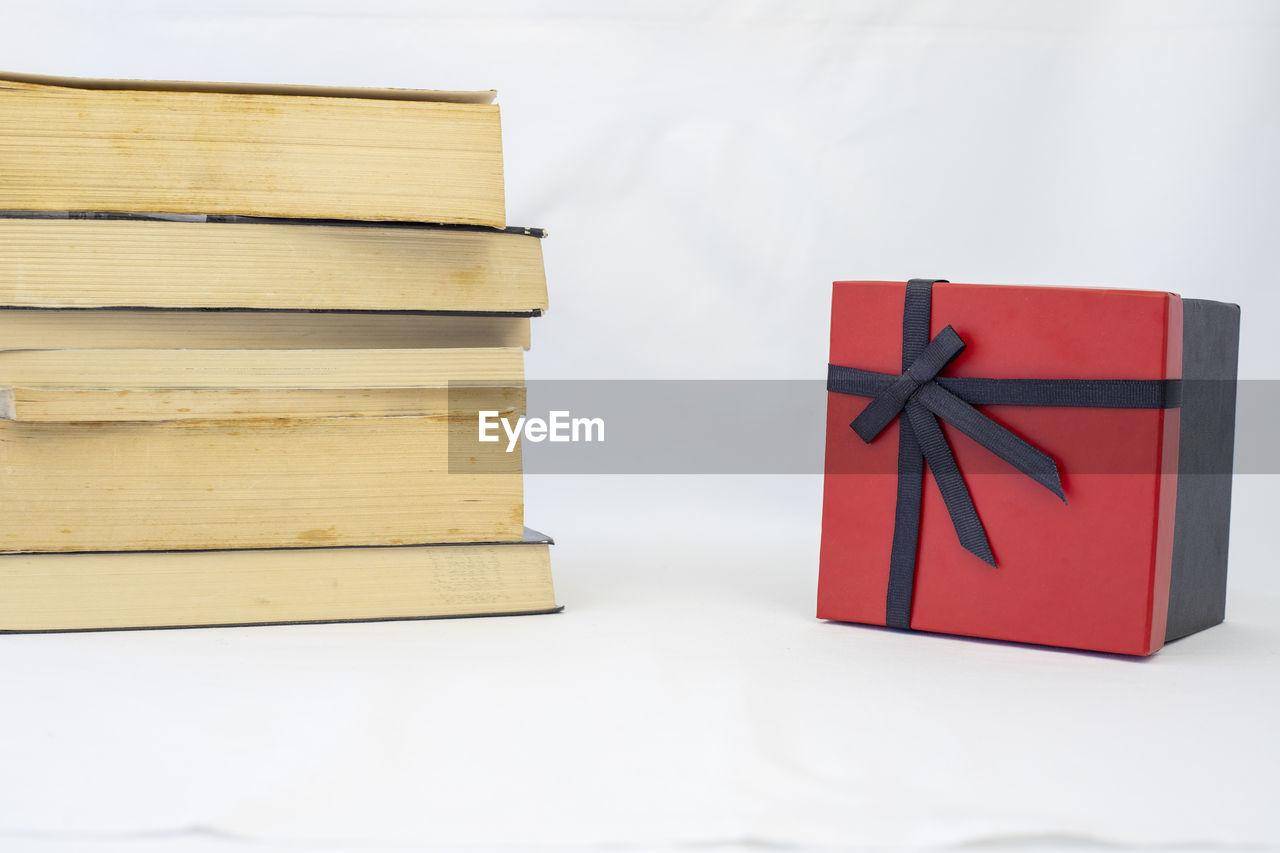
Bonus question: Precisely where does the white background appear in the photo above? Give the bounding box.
[1,2,1278,851]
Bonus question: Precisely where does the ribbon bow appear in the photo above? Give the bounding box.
[849,320,1066,568]
[827,279,1180,629]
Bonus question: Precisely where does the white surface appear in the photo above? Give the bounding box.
[1,2,1278,851]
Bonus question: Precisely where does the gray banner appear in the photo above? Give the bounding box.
[447,379,1274,474]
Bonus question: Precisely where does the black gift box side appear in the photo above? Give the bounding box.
[1166,298,1241,642]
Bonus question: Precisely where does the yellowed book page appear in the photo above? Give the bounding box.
[2,385,522,423]
[0,310,532,350]
[0,347,525,389]
[0,70,497,104]
[0,220,545,311]
[0,542,555,631]
[0,82,504,224]
[0,410,524,552]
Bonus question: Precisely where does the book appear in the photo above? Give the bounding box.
[0,348,525,552]
[0,345,523,388]
[2,384,521,423]
[0,217,547,313]
[0,530,557,632]
[0,71,558,629]
[0,72,505,225]
[0,309,531,350]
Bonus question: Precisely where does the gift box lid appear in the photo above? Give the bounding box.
[820,280,1192,655]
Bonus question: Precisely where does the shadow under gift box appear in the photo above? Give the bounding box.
[818,281,1239,656]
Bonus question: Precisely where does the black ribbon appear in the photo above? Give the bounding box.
[826,279,1182,629]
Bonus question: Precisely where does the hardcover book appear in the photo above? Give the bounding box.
[0,530,558,632]
[0,216,547,313]
[0,72,505,225]
[0,348,526,552]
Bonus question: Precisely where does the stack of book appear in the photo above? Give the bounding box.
[0,71,558,631]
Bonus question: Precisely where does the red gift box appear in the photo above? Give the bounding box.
[818,279,1236,656]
